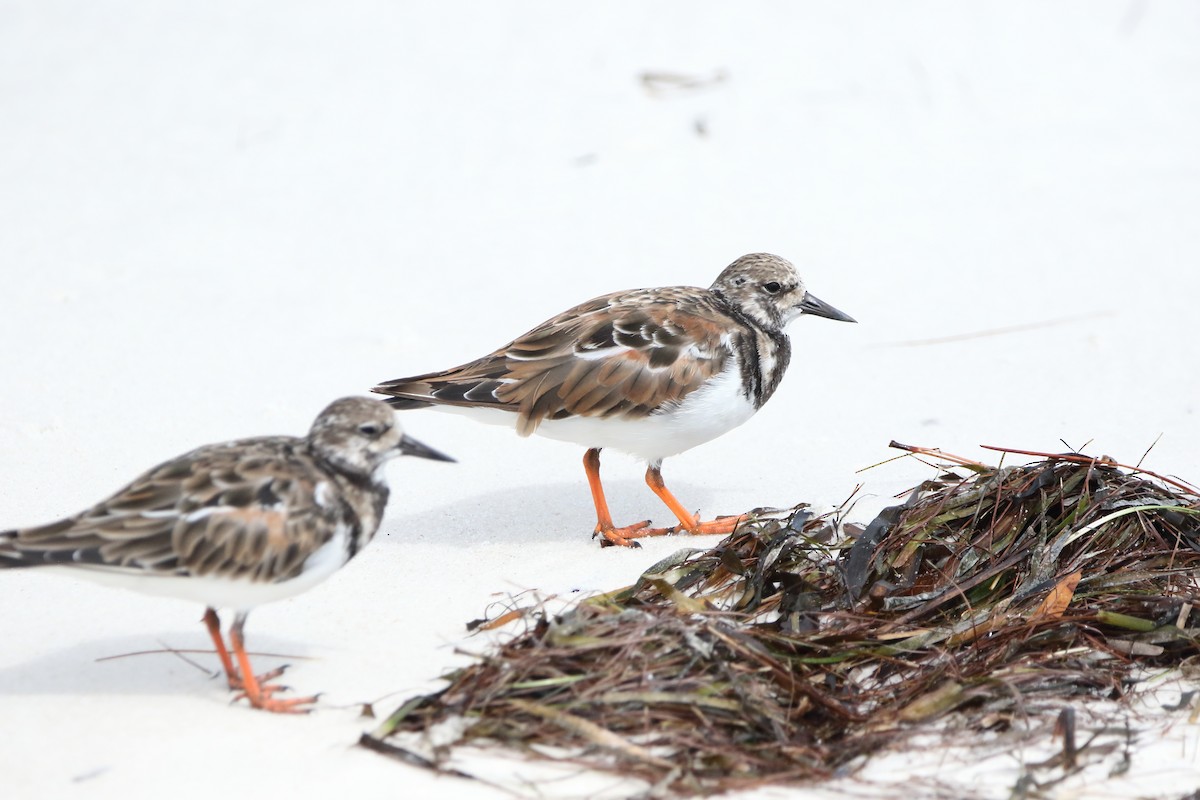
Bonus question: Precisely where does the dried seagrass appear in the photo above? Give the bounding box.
[362,445,1200,796]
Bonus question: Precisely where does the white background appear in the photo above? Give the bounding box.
[2,2,1199,797]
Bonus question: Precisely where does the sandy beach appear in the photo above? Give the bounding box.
[3,2,1199,797]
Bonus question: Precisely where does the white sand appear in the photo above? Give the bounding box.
[2,2,1199,797]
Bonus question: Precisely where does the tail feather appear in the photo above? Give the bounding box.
[0,529,28,568]
[380,395,435,411]
[374,352,515,412]
[373,374,512,412]
[0,521,78,568]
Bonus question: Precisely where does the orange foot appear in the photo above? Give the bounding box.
[228,664,289,693]
[229,618,320,714]
[236,685,321,714]
[233,664,320,714]
[594,519,673,548]
[582,449,751,548]
[669,513,750,536]
[644,464,751,537]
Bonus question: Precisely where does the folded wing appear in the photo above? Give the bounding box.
[0,443,340,584]
[373,291,733,435]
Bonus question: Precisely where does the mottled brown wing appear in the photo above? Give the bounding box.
[374,288,733,436]
[0,439,342,583]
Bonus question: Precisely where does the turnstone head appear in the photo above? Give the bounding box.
[373,253,853,547]
[0,396,453,712]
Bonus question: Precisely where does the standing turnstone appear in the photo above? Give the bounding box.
[373,253,854,548]
[0,396,453,712]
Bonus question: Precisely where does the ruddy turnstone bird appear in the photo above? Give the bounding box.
[373,253,854,547]
[0,397,453,712]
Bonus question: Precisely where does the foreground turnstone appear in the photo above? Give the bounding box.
[0,397,453,712]
[373,253,854,547]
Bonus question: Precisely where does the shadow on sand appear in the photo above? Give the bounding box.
[379,477,724,547]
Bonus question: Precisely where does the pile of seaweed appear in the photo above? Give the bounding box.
[362,445,1200,796]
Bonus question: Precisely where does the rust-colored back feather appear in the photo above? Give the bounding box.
[373,286,736,436]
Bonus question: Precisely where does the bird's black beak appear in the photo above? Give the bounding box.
[799,292,856,323]
[397,434,456,463]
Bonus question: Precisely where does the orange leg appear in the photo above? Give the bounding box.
[228,613,318,713]
[584,448,670,547]
[645,463,748,536]
[202,607,239,688]
[203,608,287,692]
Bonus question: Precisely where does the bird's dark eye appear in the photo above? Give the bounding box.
[358,423,382,437]
[762,281,782,294]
